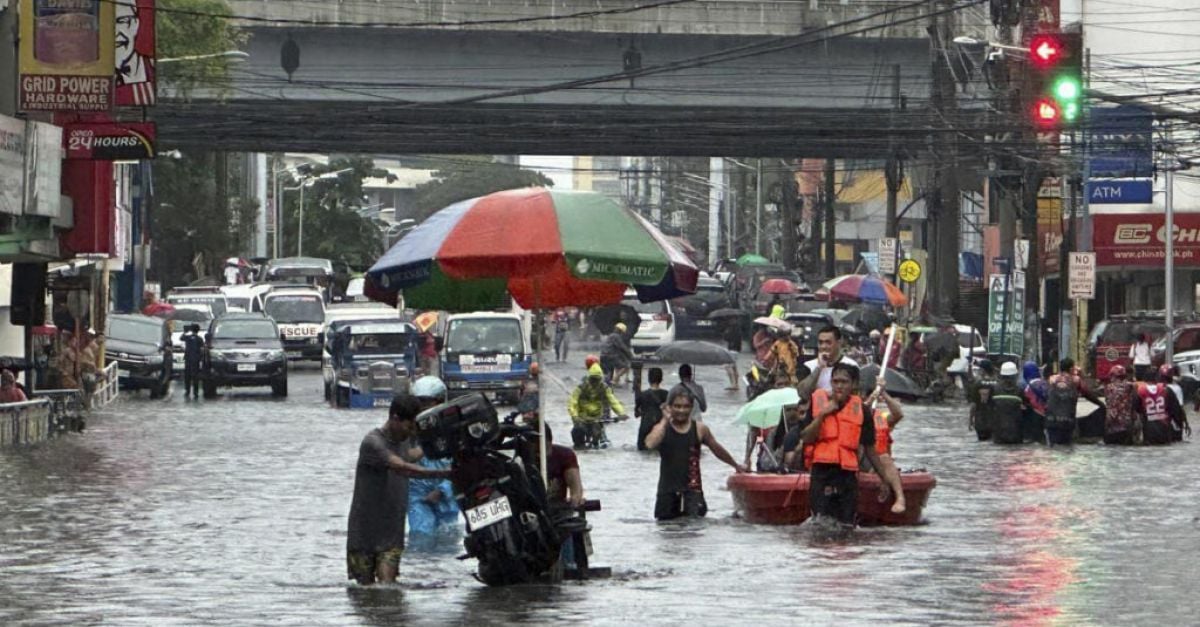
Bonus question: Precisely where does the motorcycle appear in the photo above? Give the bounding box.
[416,393,601,585]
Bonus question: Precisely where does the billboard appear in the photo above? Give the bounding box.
[1089,105,1154,178]
[115,0,155,106]
[18,0,116,112]
[0,115,23,216]
[1093,212,1200,267]
[63,122,156,159]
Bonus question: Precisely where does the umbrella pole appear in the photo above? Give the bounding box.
[534,280,548,487]
[874,323,899,410]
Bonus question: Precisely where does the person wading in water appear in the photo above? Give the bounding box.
[644,387,746,520]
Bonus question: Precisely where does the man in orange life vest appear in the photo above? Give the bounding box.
[863,375,906,507]
[799,362,906,526]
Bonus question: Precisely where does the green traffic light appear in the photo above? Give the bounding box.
[1053,76,1082,101]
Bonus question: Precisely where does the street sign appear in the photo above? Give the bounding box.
[987,274,1025,356]
[898,259,921,283]
[1012,269,1025,291]
[1014,239,1030,270]
[1087,179,1153,204]
[1069,252,1095,299]
[1089,105,1153,178]
[878,237,897,274]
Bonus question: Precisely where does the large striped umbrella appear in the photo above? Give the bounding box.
[821,274,908,307]
[366,188,699,311]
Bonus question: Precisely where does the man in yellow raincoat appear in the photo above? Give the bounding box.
[568,363,628,449]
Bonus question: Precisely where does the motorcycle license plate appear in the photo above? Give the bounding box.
[466,496,512,531]
[237,364,256,372]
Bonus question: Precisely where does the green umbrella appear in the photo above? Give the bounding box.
[736,388,801,428]
[736,253,771,266]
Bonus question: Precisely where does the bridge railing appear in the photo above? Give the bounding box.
[228,0,941,37]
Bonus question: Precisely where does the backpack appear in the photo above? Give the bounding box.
[1045,375,1079,425]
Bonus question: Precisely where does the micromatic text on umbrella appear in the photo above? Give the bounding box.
[576,259,659,279]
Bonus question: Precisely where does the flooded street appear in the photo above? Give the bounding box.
[3,355,1199,625]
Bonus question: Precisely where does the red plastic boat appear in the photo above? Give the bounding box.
[727,470,936,526]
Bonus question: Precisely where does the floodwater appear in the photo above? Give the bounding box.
[2,354,1198,625]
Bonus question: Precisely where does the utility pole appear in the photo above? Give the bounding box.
[779,160,799,272]
[755,158,764,254]
[823,157,836,278]
[885,64,902,239]
[1166,167,1175,362]
[929,0,960,317]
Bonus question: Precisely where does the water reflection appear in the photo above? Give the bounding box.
[2,365,1200,625]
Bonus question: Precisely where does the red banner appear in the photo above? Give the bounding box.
[115,0,155,106]
[63,122,155,159]
[1093,212,1200,267]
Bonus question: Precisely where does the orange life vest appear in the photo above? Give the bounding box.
[873,408,893,456]
[807,389,864,471]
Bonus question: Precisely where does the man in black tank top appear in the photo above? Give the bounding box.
[644,387,747,520]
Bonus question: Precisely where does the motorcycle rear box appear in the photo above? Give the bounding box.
[416,392,499,458]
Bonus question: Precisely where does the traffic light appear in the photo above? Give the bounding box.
[1026,32,1083,129]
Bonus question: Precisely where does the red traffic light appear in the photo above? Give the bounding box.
[1029,34,1063,68]
[1033,98,1060,125]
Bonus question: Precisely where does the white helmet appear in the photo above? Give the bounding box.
[411,376,447,402]
[1000,362,1019,377]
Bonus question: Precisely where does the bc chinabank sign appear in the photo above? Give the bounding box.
[1093,213,1200,267]
[18,0,116,112]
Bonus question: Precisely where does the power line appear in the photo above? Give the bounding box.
[133,0,704,29]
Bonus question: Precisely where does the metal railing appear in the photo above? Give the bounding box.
[92,362,120,409]
[0,399,51,446]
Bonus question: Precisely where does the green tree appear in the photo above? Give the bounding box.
[277,157,393,271]
[151,152,257,286]
[412,157,554,221]
[157,0,246,96]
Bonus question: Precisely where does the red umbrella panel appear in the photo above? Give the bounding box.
[760,278,798,295]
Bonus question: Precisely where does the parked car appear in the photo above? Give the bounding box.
[166,286,229,317]
[329,321,421,408]
[671,276,732,338]
[165,308,214,376]
[220,283,274,313]
[745,269,807,316]
[105,313,172,398]
[1091,315,1169,382]
[203,313,288,398]
[262,256,335,301]
[320,302,402,395]
[621,289,675,352]
[440,311,532,405]
[263,286,327,361]
[785,312,836,358]
[1152,323,1200,401]
[912,324,986,361]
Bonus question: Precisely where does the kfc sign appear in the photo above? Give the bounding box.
[1094,213,1200,267]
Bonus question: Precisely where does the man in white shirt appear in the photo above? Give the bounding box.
[1129,333,1153,382]
[797,325,860,394]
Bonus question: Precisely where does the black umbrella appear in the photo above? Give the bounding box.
[858,363,924,400]
[591,304,641,336]
[841,305,890,332]
[653,341,735,366]
[707,308,745,320]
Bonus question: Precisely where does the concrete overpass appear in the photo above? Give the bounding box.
[155,0,984,156]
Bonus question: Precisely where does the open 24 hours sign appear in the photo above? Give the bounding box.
[63,122,155,159]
